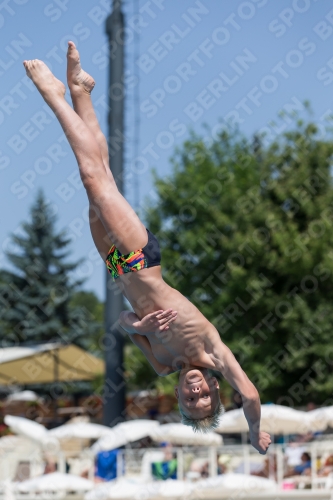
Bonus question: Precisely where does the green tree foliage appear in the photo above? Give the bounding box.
[69,290,104,352]
[145,121,333,406]
[0,191,100,348]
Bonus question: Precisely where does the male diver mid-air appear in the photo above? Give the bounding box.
[23,43,271,453]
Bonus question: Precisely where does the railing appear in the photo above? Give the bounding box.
[112,440,333,489]
[2,439,333,491]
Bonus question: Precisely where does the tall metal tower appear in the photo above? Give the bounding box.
[104,0,125,426]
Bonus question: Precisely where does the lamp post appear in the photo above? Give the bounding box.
[103,0,126,426]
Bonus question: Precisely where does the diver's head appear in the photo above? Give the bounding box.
[175,367,224,432]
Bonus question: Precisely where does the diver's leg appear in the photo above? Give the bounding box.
[66,41,117,256]
[23,59,147,257]
[66,41,112,177]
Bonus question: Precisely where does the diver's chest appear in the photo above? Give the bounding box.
[150,342,174,365]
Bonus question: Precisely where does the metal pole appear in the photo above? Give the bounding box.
[177,448,184,481]
[103,0,126,427]
[311,443,317,490]
[53,350,59,423]
[276,445,284,488]
[243,444,250,476]
[209,446,217,477]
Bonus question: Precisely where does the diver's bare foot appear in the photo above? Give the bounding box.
[67,41,95,94]
[23,59,65,105]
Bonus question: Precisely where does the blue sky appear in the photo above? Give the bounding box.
[1,0,333,300]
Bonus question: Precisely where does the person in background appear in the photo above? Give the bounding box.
[251,454,277,480]
[43,460,57,474]
[151,443,177,480]
[199,453,226,478]
[318,455,333,477]
[285,452,311,477]
[293,452,311,475]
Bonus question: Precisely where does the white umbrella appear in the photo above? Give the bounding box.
[194,473,277,498]
[49,422,113,440]
[84,479,194,500]
[149,423,222,446]
[91,420,160,454]
[306,406,333,432]
[260,404,310,434]
[6,390,42,402]
[4,415,48,444]
[215,408,248,433]
[217,404,310,435]
[142,480,194,500]
[4,415,59,454]
[16,472,93,493]
[85,479,152,500]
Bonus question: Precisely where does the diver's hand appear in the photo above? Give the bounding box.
[133,309,177,335]
[250,431,271,455]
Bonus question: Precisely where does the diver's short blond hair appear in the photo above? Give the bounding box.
[179,398,225,433]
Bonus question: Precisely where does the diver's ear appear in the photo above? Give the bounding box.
[174,386,179,398]
[212,377,219,390]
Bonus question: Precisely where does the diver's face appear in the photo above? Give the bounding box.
[175,368,219,419]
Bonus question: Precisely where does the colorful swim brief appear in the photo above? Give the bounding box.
[105,228,161,280]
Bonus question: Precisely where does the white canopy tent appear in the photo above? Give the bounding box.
[91,420,160,454]
[84,478,194,500]
[5,416,161,455]
[85,479,152,500]
[149,423,222,446]
[217,404,312,435]
[16,472,94,493]
[4,415,60,454]
[0,343,104,385]
[306,406,333,432]
[4,415,48,444]
[86,419,223,454]
[85,474,276,500]
[5,390,42,403]
[193,473,277,497]
[215,408,248,433]
[133,480,194,500]
[49,422,114,440]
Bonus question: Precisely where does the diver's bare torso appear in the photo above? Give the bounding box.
[116,265,219,369]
